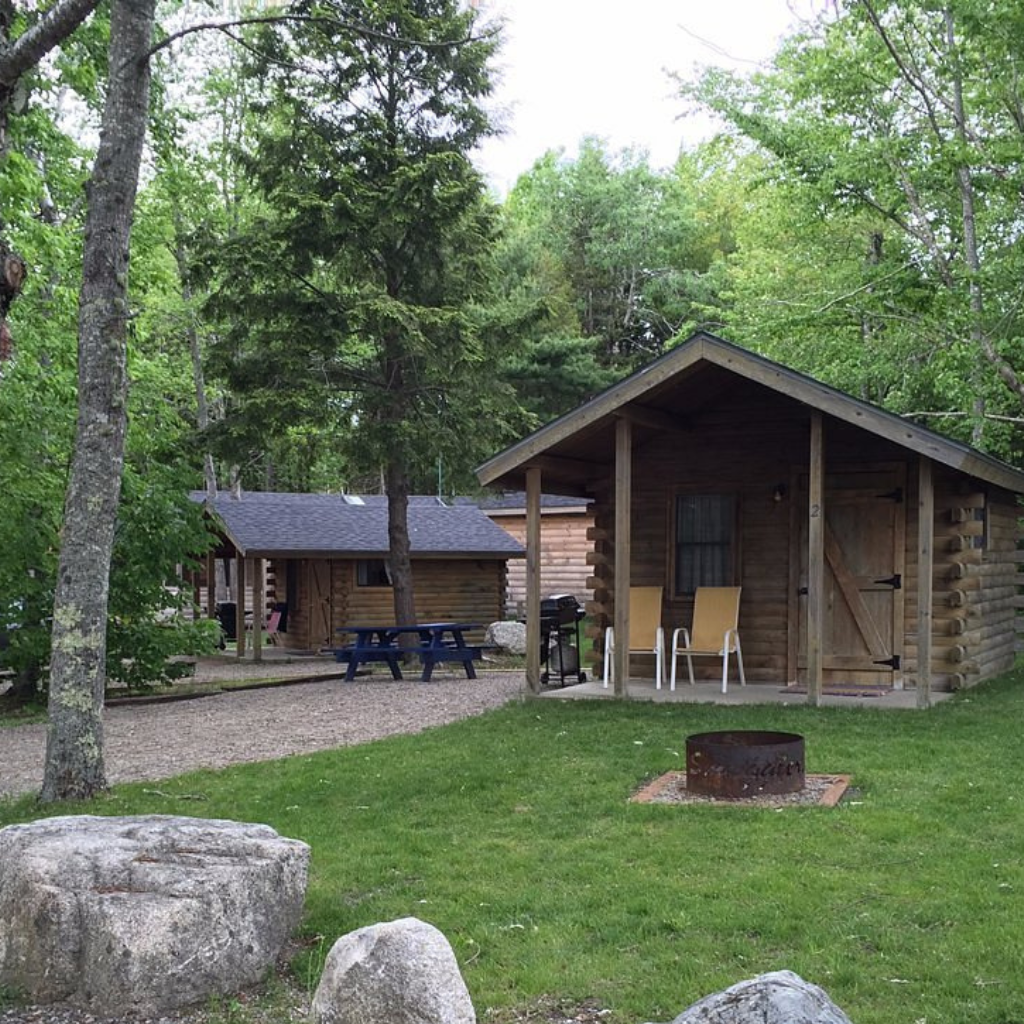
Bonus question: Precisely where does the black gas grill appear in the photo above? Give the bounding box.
[540,594,586,687]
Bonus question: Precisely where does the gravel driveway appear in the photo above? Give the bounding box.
[0,659,526,800]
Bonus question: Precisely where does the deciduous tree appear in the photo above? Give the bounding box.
[691,0,1024,456]
[42,0,157,801]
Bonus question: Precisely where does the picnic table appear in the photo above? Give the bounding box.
[333,623,484,682]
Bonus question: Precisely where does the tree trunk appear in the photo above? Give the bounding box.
[174,224,217,495]
[41,0,155,803]
[386,459,417,642]
[942,6,1024,434]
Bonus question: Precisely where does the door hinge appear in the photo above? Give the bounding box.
[874,573,902,589]
[873,655,901,670]
[877,487,904,503]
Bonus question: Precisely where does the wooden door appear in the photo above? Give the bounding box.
[795,466,906,688]
[309,559,333,649]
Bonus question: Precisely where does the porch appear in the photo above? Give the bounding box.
[477,335,1024,709]
[536,677,955,709]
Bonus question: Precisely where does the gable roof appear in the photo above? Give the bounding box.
[477,332,1024,495]
[192,491,525,559]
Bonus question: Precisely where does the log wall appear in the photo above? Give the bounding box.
[580,387,1023,690]
[269,557,507,649]
[489,509,593,616]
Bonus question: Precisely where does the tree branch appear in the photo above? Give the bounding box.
[0,0,102,92]
[146,13,492,62]
[901,410,1024,425]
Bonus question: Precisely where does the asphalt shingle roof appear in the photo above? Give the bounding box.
[455,491,591,511]
[192,491,525,559]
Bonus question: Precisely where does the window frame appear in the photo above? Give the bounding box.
[356,558,393,588]
[671,492,738,598]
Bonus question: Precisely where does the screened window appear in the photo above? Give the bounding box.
[356,559,392,587]
[674,494,735,596]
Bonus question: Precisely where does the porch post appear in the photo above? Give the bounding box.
[917,457,934,708]
[252,556,264,663]
[613,417,632,697]
[205,550,217,620]
[525,467,542,694]
[235,555,246,658]
[806,412,824,706]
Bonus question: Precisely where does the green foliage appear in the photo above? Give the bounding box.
[499,140,725,368]
[0,71,219,699]
[9,668,1024,1024]
[203,0,530,492]
[688,0,1024,463]
[107,466,219,688]
[490,138,747,423]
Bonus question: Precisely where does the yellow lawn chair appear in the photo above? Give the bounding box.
[602,586,666,689]
[670,586,745,693]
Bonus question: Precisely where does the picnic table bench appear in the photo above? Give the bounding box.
[333,622,485,682]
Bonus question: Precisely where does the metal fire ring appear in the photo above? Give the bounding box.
[685,730,806,798]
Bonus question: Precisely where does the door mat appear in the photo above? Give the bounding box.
[631,772,852,808]
[781,686,891,698]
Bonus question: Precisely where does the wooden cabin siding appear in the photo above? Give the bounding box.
[586,392,809,680]
[901,476,1019,690]
[269,557,507,648]
[343,560,505,643]
[579,386,1024,690]
[488,510,593,616]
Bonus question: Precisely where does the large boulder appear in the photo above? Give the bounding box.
[311,917,475,1024]
[0,815,309,1015]
[485,620,527,655]
[648,970,854,1024]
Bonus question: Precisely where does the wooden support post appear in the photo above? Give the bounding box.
[235,555,246,658]
[252,557,264,662]
[806,412,824,706]
[205,550,216,619]
[525,467,542,694]
[613,417,632,697]
[917,457,934,708]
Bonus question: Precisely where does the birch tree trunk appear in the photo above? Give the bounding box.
[41,0,156,802]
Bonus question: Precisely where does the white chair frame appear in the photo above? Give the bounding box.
[603,624,666,689]
[670,625,745,693]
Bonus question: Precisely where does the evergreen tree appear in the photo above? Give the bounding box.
[207,0,521,627]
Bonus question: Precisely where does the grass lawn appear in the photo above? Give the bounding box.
[3,670,1024,1023]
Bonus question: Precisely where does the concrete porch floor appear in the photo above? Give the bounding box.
[536,677,954,709]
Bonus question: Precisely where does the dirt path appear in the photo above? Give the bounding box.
[0,666,525,799]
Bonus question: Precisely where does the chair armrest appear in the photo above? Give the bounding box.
[671,627,691,651]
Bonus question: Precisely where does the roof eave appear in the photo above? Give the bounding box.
[476,332,1024,495]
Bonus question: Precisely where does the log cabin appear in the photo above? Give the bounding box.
[461,493,594,616]
[476,332,1024,706]
[192,492,523,656]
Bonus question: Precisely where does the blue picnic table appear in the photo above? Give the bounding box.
[333,623,484,682]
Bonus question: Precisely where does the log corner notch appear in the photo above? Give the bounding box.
[0,241,27,361]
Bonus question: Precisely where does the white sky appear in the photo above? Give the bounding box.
[473,0,820,193]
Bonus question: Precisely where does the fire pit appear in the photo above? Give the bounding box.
[686,730,805,798]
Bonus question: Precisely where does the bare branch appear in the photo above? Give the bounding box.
[146,13,493,62]
[901,410,1024,425]
[813,260,917,314]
